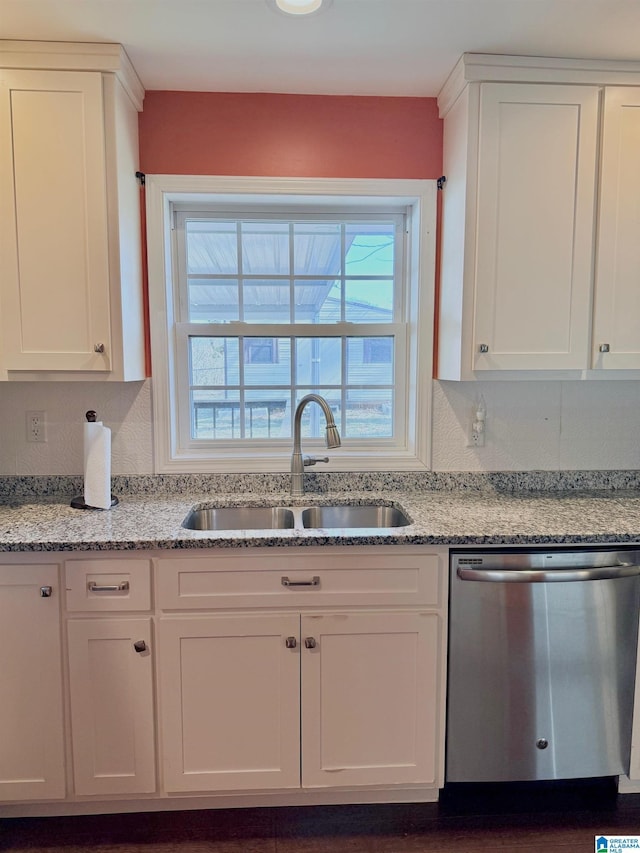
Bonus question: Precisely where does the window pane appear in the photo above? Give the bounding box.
[242,280,291,323]
[345,222,395,277]
[295,389,341,439]
[345,390,393,438]
[345,280,393,323]
[346,337,393,384]
[186,221,237,275]
[244,391,290,439]
[243,337,290,386]
[188,279,238,323]
[192,390,241,439]
[190,337,239,386]
[294,279,340,323]
[241,222,289,275]
[294,223,341,276]
[295,337,342,386]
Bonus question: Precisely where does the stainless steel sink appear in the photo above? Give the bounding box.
[183,506,296,531]
[301,504,411,529]
[182,502,411,532]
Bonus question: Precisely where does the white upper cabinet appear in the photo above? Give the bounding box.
[437,54,640,379]
[592,87,640,371]
[473,83,599,372]
[0,42,146,380]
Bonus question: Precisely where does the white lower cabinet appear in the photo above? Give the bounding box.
[158,608,442,794]
[301,611,439,788]
[67,617,156,795]
[0,564,65,801]
[159,613,301,792]
[156,547,447,797]
[0,545,447,813]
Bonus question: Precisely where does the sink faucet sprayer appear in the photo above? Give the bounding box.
[291,394,341,496]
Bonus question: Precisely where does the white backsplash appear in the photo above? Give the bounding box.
[0,380,154,475]
[0,378,639,475]
[432,379,640,471]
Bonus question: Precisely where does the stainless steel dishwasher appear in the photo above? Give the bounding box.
[446,547,640,783]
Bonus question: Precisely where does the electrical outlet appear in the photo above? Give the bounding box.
[467,398,486,447]
[27,411,47,443]
[468,427,485,448]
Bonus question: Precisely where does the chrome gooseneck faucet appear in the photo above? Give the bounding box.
[291,394,341,496]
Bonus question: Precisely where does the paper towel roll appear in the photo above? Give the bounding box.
[83,421,112,509]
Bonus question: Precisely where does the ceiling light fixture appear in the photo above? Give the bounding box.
[270,0,329,16]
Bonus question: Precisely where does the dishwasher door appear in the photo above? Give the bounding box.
[446,548,640,783]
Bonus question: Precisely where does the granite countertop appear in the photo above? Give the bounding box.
[1,486,640,552]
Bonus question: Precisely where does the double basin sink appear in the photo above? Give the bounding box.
[183,503,411,532]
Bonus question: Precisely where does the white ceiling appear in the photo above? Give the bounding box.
[1,0,640,97]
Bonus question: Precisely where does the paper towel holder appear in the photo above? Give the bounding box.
[70,410,119,510]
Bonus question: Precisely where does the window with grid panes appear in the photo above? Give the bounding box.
[146,177,435,472]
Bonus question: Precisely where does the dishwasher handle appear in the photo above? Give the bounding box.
[457,564,640,583]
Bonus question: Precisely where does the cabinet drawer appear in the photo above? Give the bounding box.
[157,550,443,610]
[65,559,151,611]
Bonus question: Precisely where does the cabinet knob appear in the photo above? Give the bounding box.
[40,586,52,598]
[304,637,317,649]
[133,640,147,653]
[94,343,105,354]
[285,636,297,649]
[479,344,489,354]
[599,343,610,353]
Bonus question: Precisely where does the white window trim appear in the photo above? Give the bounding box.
[145,175,436,473]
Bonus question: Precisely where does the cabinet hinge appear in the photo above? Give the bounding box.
[135,171,146,186]
[437,176,447,191]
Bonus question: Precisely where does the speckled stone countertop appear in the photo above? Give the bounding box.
[1,479,639,551]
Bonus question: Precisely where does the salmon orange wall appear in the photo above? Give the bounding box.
[137,91,443,375]
[138,91,442,178]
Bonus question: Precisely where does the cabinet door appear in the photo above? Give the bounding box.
[158,614,300,792]
[592,87,640,370]
[0,69,112,372]
[301,612,442,788]
[473,83,600,371]
[67,618,156,795]
[0,564,65,800]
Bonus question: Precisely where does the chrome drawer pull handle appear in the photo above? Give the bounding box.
[281,576,320,588]
[87,581,130,593]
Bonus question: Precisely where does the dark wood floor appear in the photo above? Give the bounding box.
[2,782,639,852]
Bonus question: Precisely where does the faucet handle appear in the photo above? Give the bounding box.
[303,455,330,467]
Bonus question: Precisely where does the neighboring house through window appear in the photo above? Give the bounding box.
[145,176,436,473]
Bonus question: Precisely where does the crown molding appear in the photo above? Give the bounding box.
[438,53,640,117]
[0,40,144,111]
